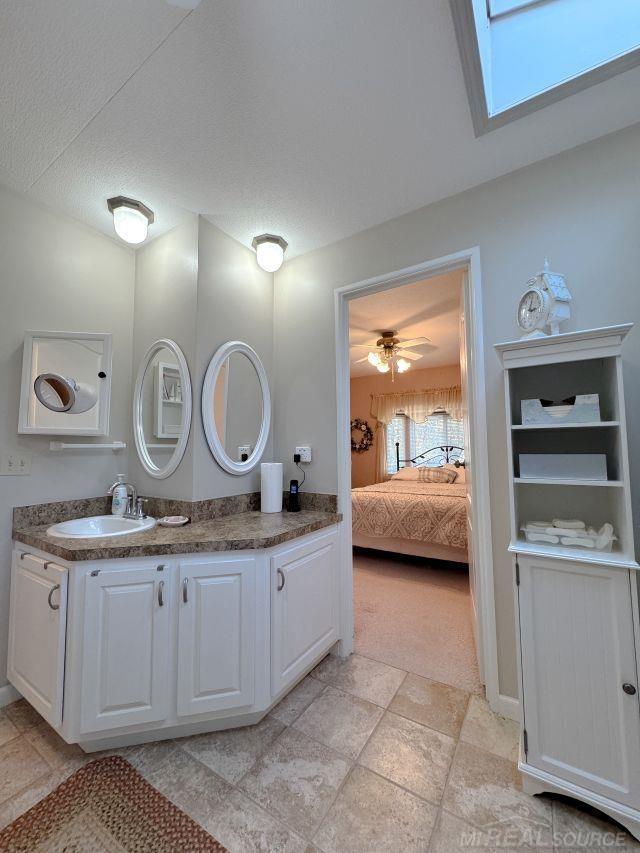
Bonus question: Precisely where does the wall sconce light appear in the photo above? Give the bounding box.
[252,234,288,272]
[107,196,154,245]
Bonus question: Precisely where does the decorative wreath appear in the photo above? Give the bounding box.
[351,418,374,453]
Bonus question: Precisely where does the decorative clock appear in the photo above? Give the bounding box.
[517,259,571,338]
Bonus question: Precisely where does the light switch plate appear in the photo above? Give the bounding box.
[1,450,32,475]
[295,446,312,463]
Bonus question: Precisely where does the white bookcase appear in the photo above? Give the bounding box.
[496,324,640,840]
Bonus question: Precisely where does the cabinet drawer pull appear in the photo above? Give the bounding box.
[623,683,637,696]
[277,568,285,591]
[47,584,60,611]
[182,578,188,603]
[158,580,165,607]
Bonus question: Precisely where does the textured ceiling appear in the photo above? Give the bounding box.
[2,1,640,256]
[348,271,462,377]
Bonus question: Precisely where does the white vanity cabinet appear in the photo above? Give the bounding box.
[80,564,172,733]
[9,524,339,751]
[271,529,339,695]
[177,556,256,717]
[7,551,68,728]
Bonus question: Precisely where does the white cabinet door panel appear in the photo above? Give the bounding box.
[519,555,640,806]
[8,551,67,728]
[271,530,338,695]
[177,557,255,717]
[81,565,170,733]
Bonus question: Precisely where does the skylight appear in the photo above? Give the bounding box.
[451,0,640,134]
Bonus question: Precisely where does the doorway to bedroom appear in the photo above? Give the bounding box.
[336,251,497,714]
[347,269,481,693]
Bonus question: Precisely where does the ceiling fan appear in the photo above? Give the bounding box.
[351,329,432,379]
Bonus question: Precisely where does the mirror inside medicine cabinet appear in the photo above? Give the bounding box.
[202,341,270,474]
[133,339,192,479]
[18,331,112,435]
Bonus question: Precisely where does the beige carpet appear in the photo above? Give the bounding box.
[353,549,483,693]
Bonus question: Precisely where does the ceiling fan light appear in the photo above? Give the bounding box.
[396,358,411,373]
[367,351,381,367]
[376,362,390,373]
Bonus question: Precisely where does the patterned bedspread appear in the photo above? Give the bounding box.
[351,480,467,549]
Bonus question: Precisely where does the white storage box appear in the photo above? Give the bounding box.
[519,453,607,481]
[520,394,600,425]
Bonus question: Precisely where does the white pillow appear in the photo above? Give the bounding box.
[444,463,465,484]
[390,466,421,481]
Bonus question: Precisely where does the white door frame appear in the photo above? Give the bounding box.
[334,246,504,717]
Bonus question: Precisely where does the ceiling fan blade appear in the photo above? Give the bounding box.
[397,336,431,348]
[396,350,423,361]
[350,343,378,349]
[353,355,372,364]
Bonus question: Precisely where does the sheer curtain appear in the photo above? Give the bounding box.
[370,386,463,425]
[374,423,388,482]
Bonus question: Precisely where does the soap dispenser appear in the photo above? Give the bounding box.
[110,475,128,516]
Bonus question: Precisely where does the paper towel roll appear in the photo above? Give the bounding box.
[261,463,283,513]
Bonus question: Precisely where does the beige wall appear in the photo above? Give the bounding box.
[0,183,135,690]
[192,218,274,500]
[130,216,199,500]
[350,365,461,488]
[131,216,274,502]
[274,123,640,701]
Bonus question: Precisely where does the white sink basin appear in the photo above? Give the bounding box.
[47,515,156,539]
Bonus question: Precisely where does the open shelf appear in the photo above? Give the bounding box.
[514,477,623,488]
[511,421,619,431]
[508,356,619,426]
[509,538,636,568]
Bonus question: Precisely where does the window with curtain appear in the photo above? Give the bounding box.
[385,410,464,474]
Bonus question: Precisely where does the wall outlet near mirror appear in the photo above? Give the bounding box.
[295,446,312,463]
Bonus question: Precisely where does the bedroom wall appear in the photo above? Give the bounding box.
[350,364,461,488]
[273,122,640,703]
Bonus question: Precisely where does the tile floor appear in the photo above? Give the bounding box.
[0,654,639,851]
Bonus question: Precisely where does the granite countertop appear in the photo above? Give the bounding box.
[13,510,342,562]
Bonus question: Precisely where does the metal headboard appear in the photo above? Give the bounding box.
[395,443,464,472]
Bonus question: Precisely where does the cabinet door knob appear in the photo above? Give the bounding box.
[158,580,165,607]
[623,683,637,695]
[277,568,285,592]
[182,578,188,603]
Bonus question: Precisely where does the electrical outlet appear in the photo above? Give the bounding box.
[0,450,32,476]
[294,446,312,463]
[238,445,252,461]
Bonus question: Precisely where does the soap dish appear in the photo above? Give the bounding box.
[158,515,190,527]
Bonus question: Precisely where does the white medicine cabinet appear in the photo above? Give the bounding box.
[18,331,112,435]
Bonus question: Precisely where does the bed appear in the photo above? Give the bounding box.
[351,444,469,564]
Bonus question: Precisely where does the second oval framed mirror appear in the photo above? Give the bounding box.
[202,341,271,475]
[133,338,192,479]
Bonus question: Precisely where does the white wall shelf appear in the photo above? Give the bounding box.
[511,421,619,430]
[514,477,623,488]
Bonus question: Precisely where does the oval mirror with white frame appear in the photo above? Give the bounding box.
[202,341,271,475]
[133,339,192,479]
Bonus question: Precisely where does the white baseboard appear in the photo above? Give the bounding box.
[0,683,21,708]
[492,692,520,722]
